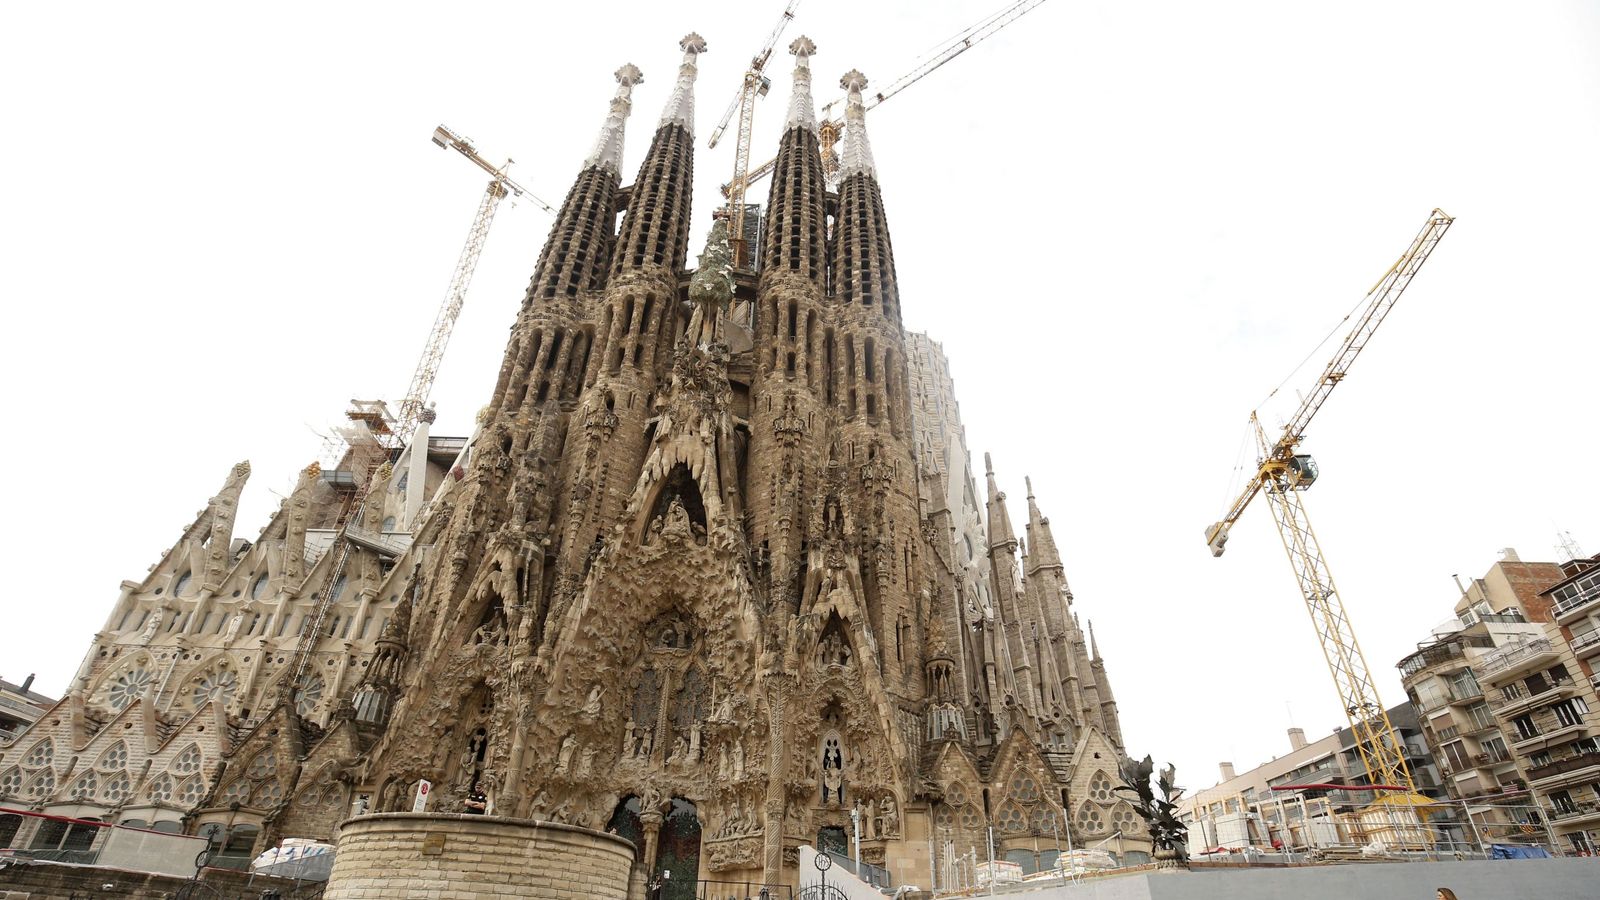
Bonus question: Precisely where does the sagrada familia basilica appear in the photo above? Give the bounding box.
[0,33,1145,891]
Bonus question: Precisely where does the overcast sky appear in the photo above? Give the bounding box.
[2,1,1596,789]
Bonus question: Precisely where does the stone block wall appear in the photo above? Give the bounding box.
[324,812,635,900]
[0,859,312,899]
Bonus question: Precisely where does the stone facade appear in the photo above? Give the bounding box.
[1,30,1147,891]
[323,814,633,899]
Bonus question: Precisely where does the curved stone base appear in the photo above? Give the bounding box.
[325,813,636,899]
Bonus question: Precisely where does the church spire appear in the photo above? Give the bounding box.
[984,453,1015,548]
[838,69,876,178]
[612,34,704,279]
[583,63,643,174]
[785,36,818,134]
[522,62,642,305]
[1024,475,1063,571]
[658,33,706,133]
[761,37,827,282]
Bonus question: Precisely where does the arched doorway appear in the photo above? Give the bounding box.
[817,825,847,859]
[657,797,701,900]
[608,795,644,855]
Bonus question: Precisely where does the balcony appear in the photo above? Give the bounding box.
[1548,801,1600,825]
[1512,719,1590,751]
[1475,638,1559,680]
[1552,575,1600,623]
[1492,680,1576,717]
[1569,630,1600,659]
[1528,751,1600,786]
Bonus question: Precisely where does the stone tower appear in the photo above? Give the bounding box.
[2,32,1146,893]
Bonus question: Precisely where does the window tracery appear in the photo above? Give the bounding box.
[1088,770,1114,802]
[171,744,203,775]
[0,767,22,796]
[105,666,153,710]
[70,773,99,799]
[26,770,55,799]
[98,742,129,772]
[190,666,239,709]
[102,773,132,804]
[1075,801,1105,834]
[23,739,53,768]
[146,774,175,802]
[178,776,204,806]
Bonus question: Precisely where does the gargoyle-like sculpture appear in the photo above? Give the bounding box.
[1116,754,1189,868]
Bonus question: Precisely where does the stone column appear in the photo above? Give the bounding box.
[640,807,664,876]
[762,669,794,885]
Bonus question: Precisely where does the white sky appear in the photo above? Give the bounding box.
[2,1,1597,789]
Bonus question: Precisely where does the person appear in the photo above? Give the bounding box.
[463,784,487,815]
[1436,889,1460,900]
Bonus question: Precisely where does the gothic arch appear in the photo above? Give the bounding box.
[174,652,241,712]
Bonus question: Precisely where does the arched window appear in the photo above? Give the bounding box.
[251,573,271,600]
[173,571,193,597]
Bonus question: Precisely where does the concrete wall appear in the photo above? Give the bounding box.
[323,812,635,900]
[992,858,1600,900]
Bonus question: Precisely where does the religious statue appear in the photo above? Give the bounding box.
[623,716,636,755]
[140,607,165,643]
[879,795,899,837]
[577,747,596,778]
[223,610,245,642]
[668,733,688,765]
[582,683,605,718]
[688,721,702,764]
[718,743,730,780]
[554,734,576,775]
[684,218,734,349]
[731,739,745,780]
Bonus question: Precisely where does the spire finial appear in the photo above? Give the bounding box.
[1025,476,1034,498]
[1089,620,1101,661]
[584,63,643,174]
[659,33,707,133]
[838,69,876,178]
[984,451,994,475]
[785,36,818,134]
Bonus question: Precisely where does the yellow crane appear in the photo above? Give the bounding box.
[708,0,802,269]
[390,125,556,442]
[730,0,1050,196]
[1205,209,1454,796]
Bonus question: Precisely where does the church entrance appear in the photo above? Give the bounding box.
[657,797,701,900]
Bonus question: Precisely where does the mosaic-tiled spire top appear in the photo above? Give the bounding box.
[785,36,818,134]
[658,33,706,134]
[583,63,643,174]
[837,68,876,179]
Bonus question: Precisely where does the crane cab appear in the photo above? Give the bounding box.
[1288,454,1319,489]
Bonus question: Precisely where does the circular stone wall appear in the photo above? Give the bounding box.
[324,813,636,900]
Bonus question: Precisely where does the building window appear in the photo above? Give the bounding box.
[1512,715,1539,741]
[251,574,270,600]
[1481,736,1509,763]
[1554,698,1588,728]
[1441,741,1470,771]
[173,571,193,597]
[1468,702,1495,731]
[1502,683,1525,702]
[1551,790,1577,815]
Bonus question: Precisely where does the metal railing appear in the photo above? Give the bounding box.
[1570,631,1600,654]
[1527,751,1600,783]
[1551,578,1600,618]
[694,880,792,900]
[1476,638,1556,677]
[823,850,891,888]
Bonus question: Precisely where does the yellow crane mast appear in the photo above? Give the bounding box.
[1206,209,1454,795]
[391,125,556,442]
[732,0,1050,194]
[708,0,802,269]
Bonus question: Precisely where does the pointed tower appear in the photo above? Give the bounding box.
[982,455,1041,728]
[485,62,643,426]
[748,37,831,611]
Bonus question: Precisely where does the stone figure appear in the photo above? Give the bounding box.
[223,611,245,642]
[732,739,745,780]
[554,735,576,775]
[140,607,165,642]
[624,716,637,755]
[577,747,596,778]
[718,743,730,780]
[688,721,702,764]
[822,737,844,806]
[879,795,899,837]
[668,733,687,765]
[582,683,605,718]
[685,218,734,348]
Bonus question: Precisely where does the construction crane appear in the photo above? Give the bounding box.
[389,125,557,443]
[1205,209,1455,796]
[729,0,1049,196]
[707,0,802,268]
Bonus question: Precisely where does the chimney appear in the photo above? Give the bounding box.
[21,674,34,694]
[1501,548,1520,562]
[1219,762,1236,781]
[1288,727,1307,751]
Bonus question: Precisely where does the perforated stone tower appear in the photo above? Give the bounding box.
[0,33,1147,893]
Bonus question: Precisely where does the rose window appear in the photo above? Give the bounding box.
[1088,770,1115,802]
[996,803,1028,834]
[23,740,53,768]
[147,775,175,802]
[247,752,277,780]
[70,773,99,799]
[103,774,132,804]
[107,668,153,710]
[220,779,252,805]
[1075,802,1105,835]
[99,742,130,771]
[1030,806,1057,833]
[0,768,23,795]
[1009,771,1040,802]
[946,783,968,807]
[26,771,55,799]
[1112,803,1140,833]
[178,777,205,806]
[935,806,955,830]
[293,675,324,717]
[172,745,203,775]
[255,780,283,806]
[192,669,239,709]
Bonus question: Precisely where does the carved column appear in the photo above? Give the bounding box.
[640,807,664,876]
[761,669,794,885]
